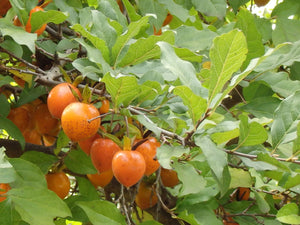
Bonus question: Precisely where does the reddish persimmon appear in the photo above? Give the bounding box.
[160,168,179,188]
[112,151,146,187]
[7,106,31,133]
[13,16,23,27]
[25,6,47,36]
[99,99,110,114]
[236,187,251,201]
[162,13,173,26]
[0,183,10,202]
[78,133,101,155]
[45,172,70,199]
[87,170,114,188]
[61,102,101,142]
[153,26,162,35]
[90,138,121,172]
[34,104,60,136]
[23,129,42,145]
[254,0,270,7]
[135,181,158,210]
[136,140,160,176]
[47,83,82,119]
[0,0,11,16]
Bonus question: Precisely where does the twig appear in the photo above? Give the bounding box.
[35,45,73,62]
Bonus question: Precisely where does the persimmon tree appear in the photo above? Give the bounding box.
[1,0,300,224]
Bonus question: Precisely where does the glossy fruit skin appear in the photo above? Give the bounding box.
[162,13,173,26]
[0,0,12,16]
[23,129,42,145]
[236,187,250,201]
[0,183,11,202]
[99,99,110,114]
[34,104,60,136]
[90,138,121,172]
[61,102,101,142]
[45,172,70,199]
[135,181,158,210]
[87,170,114,188]
[160,168,179,187]
[78,133,101,155]
[47,83,82,119]
[25,6,47,36]
[254,0,270,7]
[136,140,160,176]
[112,151,146,188]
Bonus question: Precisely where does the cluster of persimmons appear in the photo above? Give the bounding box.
[1,81,180,211]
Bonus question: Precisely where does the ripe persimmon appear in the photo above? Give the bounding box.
[87,170,114,188]
[47,83,82,119]
[135,181,158,210]
[34,104,60,136]
[13,16,23,27]
[0,0,11,16]
[162,13,173,26]
[7,106,31,133]
[23,129,42,145]
[112,151,146,187]
[61,102,100,142]
[25,6,47,36]
[236,187,251,201]
[90,138,121,172]
[136,139,160,176]
[254,0,270,7]
[45,172,70,199]
[99,99,110,114]
[78,133,101,155]
[0,183,10,202]
[160,168,179,188]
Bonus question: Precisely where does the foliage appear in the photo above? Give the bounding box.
[1,0,300,224]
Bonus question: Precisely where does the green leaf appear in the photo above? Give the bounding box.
[243,81,274,101]
[102,73,140,108]
[229,168,252,189]
[175,26,217,52]
[284,173,300,189]
[54,130,70,155]
[122,0,142,22]
[158,0,195,23]
[239,96,281,119]
[139,221,163,225]
[64,150,97,175]
[293,123,300,152]
[235,8,264,70]
[254,191,270,214]
[0,116,25,149]
[0,200,21,225]
[0,94,10,117]
[195,136,230,196]
[156,145,189,169]
[112,16,150,67]
[0,19,36,52]
[272,18,300,46]
[256,72,300,98]
[76,176,99,200]
[257,153,290,172]
[174,47,203,62]
[72,24,110,63]
[77,200,127,225]
[15,86,47,107]
[20,151,58,174]
[191,0,227,19]
[75,38,112,74]
[173,161,206,197]
[8,186,71,225]
[30,10,68,33]
[117,31,175,67]
[238,115,268,146]
[277,203,300,224]
[158,42,207,97]
[271,91,300,151]
[9,158,47,188]
[0,147,17,183]
[208,29,247,105]
[173,86,207,125]
[211,128,239,145]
